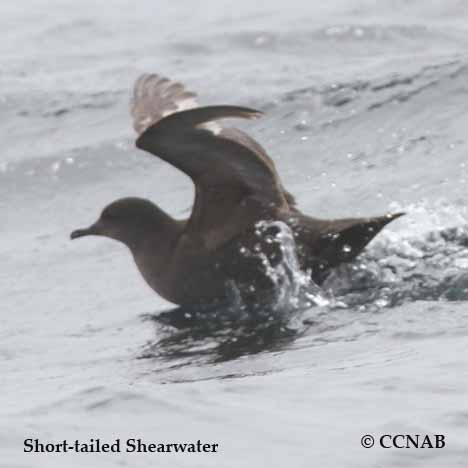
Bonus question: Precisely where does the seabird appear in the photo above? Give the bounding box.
[71,74,403,306]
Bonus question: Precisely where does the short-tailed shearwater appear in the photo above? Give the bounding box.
[71,74,403,306]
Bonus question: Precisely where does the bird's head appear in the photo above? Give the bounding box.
[70,197,171,248]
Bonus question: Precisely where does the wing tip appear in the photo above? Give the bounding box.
[240,108,264,119]
[386,212,405,221]
[131,72,199,135]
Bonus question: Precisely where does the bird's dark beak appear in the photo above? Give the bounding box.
[70,222,100,240]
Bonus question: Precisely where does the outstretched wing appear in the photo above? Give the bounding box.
[130,74,297,208]
[130,73,297,247]
[136,105,289,247]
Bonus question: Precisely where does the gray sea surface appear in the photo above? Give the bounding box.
[2,0,468,467]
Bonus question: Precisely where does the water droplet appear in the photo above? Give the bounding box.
[354,27,364,37]
[375,298,389,308]
[254,35,268,46]
[51,161,61,173]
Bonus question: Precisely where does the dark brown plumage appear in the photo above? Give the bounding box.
[71,74,403,306]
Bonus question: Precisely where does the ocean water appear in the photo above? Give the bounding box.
[2,0,468,466]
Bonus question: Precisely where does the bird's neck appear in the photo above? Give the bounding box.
[128,218,184,300]
[125,214,181,252]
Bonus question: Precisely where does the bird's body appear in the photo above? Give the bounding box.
[71,74,403,306]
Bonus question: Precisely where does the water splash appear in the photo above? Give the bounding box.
[141,221,330,366]
[251,220,329,309]
[324,201,468,309]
